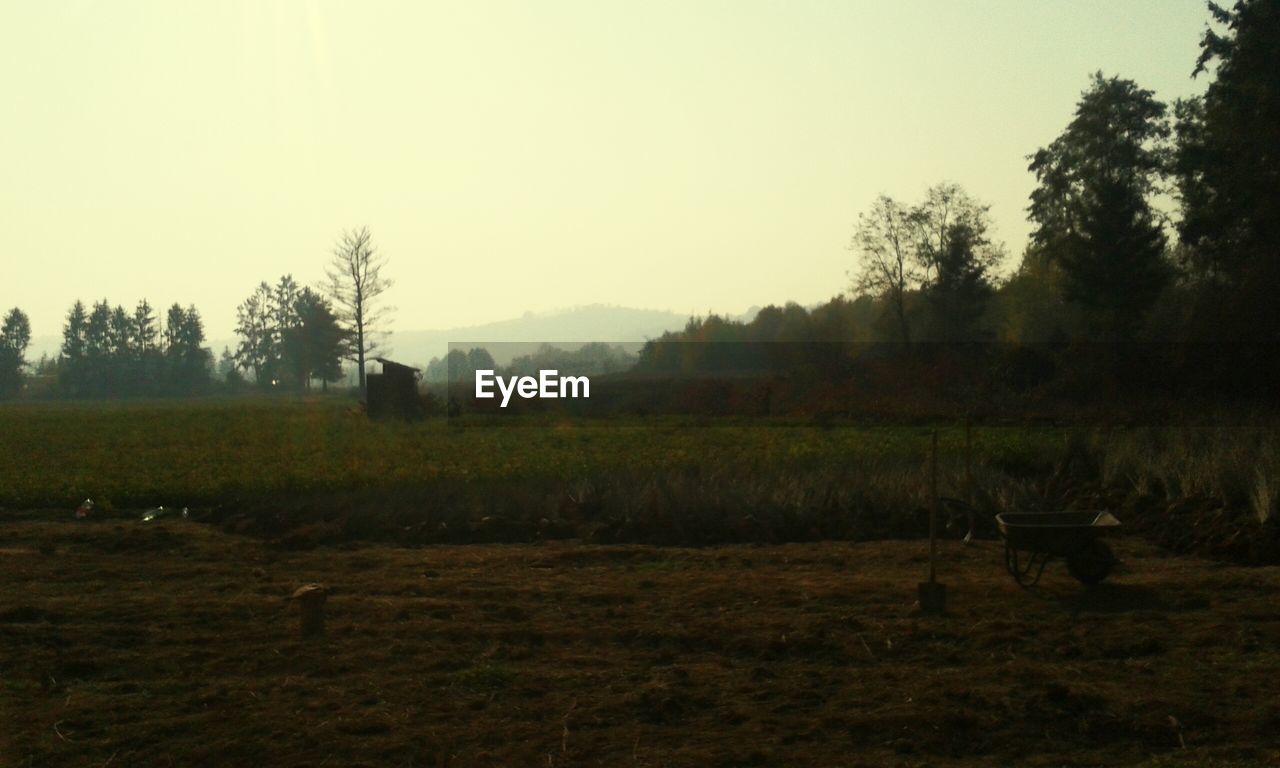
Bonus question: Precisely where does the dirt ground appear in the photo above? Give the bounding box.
[1,518,1278,767]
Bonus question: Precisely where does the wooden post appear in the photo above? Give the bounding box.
[293,584,328,639]
[965,418,973,501]
[929,429,938,583]
[965,417,975,543]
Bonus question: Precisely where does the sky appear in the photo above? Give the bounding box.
[1,0,1216,345]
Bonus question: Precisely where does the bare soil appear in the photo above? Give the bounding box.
[1,518,1278,767]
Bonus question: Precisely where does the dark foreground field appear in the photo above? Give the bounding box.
[1,519,1277,767]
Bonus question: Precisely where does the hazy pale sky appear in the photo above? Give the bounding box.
[2,1,1213,344]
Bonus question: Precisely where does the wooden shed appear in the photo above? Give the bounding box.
[367,357,422,420]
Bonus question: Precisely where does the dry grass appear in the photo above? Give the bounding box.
[1094,425,1279,520]
[1,518,1278,767]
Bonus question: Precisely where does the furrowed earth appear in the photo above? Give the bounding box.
[1,517,1277,767]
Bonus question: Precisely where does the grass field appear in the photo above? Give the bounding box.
[1,398,1275,558]
[0,396,1057,512]
[2,399,1279,765]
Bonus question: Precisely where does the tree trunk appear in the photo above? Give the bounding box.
[355,310,367,395]
[895,292,911,346]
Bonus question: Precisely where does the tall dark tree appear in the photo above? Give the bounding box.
[272,275,302,342]
[234,282,276,386]
[0,308,32,399]
[108,305,133,358]
[270,275,306,388]
[60,300,89,397]
[62,301,87,360]
[85,300,112,396]
[327,227,393,395]
[165,304,212,395]
[86,301,110,359]
[1064,177,1171,335]
[107,304,134,393]
[280,289,349,391]
[164,304,186,356]
[1028,72,1172,339]
[132,300,159,355]
[131,300,163,395]
[1176,0,1280,341]
[924,222,999,342]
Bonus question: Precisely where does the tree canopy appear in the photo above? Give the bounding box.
[0,308,32,399]
[1027,73,1172,339]
[1177,0,1280,340]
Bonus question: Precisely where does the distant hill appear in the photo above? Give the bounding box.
[388,305,694,367]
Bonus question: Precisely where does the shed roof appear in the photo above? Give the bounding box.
[374,357,421,373]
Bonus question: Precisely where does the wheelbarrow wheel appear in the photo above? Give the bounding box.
[1066,539,1114,585]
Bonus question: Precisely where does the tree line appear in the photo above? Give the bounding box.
[57,300,212,398]
[2,2,1275,401]
[0,226,392,400]
[225,226,391,393]
[643,1,1280,395]
[423,343,637,384]
[230,276,347,392]
[0,300,213,399]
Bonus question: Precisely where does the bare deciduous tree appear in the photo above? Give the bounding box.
[326,227,393,395]
[850,195,920,345]
[911,182,1003,288]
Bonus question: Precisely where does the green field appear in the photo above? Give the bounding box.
[0,397,1055,510]
[2,398,1275,561]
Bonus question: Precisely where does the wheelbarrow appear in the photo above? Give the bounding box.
[995,510,1120,587]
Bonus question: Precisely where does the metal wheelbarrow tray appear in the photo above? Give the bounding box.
[996,510,1121,587]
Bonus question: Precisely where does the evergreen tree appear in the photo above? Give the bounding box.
[280,288,349,391]
[131,300,163,395]
[234,282,276,386]
[911,184,1004,342]
[1176,0,1280,342]
[85,301,112,396]
[1028,73,1172,339]
[0,308,31,399]
[60,300,89,397]
[924,222,998,342]
[132,300,159,354]
[165,304,212,395]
